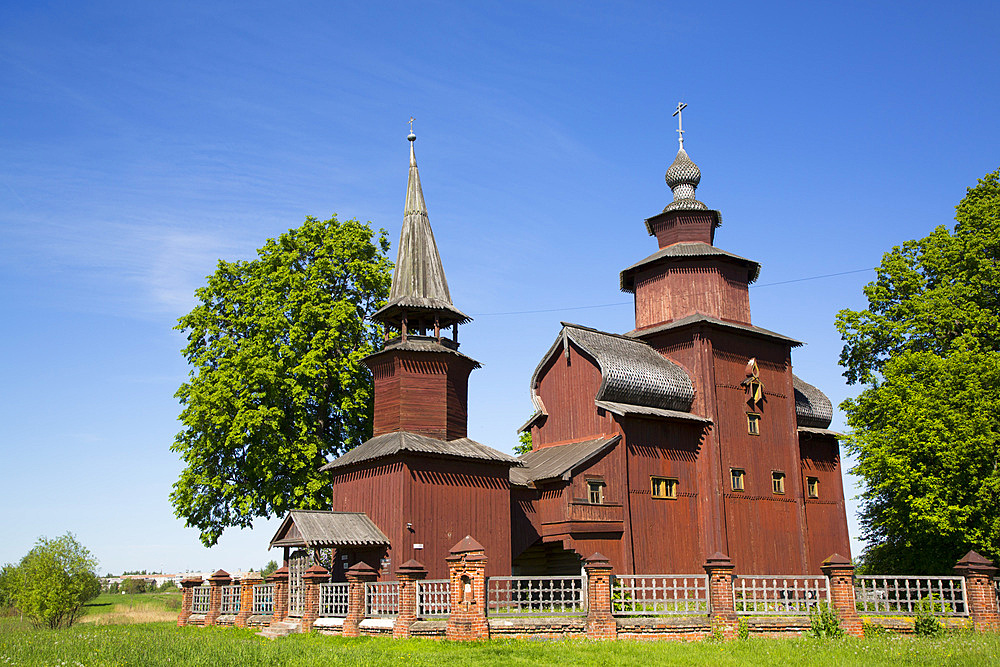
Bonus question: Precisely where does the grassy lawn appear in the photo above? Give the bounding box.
[1,622,999,666]
[77,592,182,625]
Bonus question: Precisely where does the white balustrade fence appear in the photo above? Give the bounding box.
[486,576,586,616]
[253,583,275,615]
[733,576,829,615]
[220,584,241,614]
[613,575,709,616]
[366,581,400,617]
[854,576,967,616]
[191,585,210,614]
[318,582,349,617]
[418,579,451,617]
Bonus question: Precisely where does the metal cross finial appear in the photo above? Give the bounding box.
[672,102,688,148]
[408,116,415,133]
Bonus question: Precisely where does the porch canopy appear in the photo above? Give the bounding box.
[269,509,390,550]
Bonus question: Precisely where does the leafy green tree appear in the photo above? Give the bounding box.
[171,215,392,546]
[0,564,14,612]
[514,430,532,456]
[5,533,101,629]
[261,560,279,578]
[836,169,1000,573]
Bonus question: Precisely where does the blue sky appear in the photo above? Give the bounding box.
[1,1,998,575]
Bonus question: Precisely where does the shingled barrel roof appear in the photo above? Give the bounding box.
[522,323,697,431]
[373,134,470,328]
[792,374,834,429]
[320,431,520,471]
[510,436,621,487]
[269,510,390,549]
[620,241,761,292]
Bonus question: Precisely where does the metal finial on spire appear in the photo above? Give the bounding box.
[407,116,416,142]
[672,102,687,149]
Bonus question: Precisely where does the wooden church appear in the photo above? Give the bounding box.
[269,117,851,581]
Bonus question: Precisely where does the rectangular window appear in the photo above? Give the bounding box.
[731,468,745,492]
[747,413,761,435]
[587,480,605,504]
[807,477,819,498]
[651,476,678,499]
[772,471,785,494]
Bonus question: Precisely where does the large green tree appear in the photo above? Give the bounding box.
[4,533,101,629]
[836,169,1000,573]
[171,215,392,546]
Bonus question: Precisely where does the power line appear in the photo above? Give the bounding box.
[470,267,876,317]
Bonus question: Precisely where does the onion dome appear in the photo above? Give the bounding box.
[664,147,708,212]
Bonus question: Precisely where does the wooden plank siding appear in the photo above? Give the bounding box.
[800,435,852,569]
[633,260,752,329]
[371,351,474,440]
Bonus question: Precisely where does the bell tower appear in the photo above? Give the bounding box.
[365,129,480,441]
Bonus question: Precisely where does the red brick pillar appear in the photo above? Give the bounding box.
[584,552,616,640]
[394,559,428,638]
[204,569,231,626]
[342,562,378,637]
[235,572,262,628]
[704,552,737,640]
[268,566,290,624]
[821,554,863,637]
[177,576,203,627]
[445,535,490,641]
[300,564,330,633]
[955,550,1000,631]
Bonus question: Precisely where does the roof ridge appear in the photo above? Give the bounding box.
[559,321,643,343]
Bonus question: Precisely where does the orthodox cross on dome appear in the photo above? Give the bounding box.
[672,102,688,149]
[408,116,415,134]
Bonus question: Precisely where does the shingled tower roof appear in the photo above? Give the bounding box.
[373,132,470,329]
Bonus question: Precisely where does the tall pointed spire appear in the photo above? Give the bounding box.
[373,129,470,333]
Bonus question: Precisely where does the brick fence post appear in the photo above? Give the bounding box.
[955,550,1000,631]
[268,565,290,624]
[300,564,330,633]
[177,576,203,627]
[205,569,231,627]
[704,552,737,640]
[445,535,490,641]
[235,572,262,628]
[584,552,616,640]
[821,554,863,637]
[394,559,427,638]
[342,561,378,637]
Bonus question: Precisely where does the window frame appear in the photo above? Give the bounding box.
[747,412,761,436]
[587,479,605,504]
[730,468,746,492]
[650,476,678,500]
[807,476,819,499]
[771,471,786,495]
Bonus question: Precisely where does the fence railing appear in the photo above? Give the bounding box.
[612,575,709,616]
[365,581,399,617]
[252,583,275,615]
[417,579,451,617]
[220,584,241,614]
[318,582,350,617]
[733,576,829,615]
[486,576,586,616]
[854,576,967,616]
[994,577,1000,601]
[191,585,210,614]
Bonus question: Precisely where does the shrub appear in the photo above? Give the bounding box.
[862,621,889,638]
[913,596,943,636]
[6,533,101,629]
[737,616,749,640]
[808,601,844,639]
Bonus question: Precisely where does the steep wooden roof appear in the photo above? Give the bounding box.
[373,135,469,328]
[619,241,761,292]
[269,510,390,549]
[510,436,621,487]
[320,431,520,471]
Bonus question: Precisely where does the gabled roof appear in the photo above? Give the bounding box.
[320,431,520,471]
[269,510,390,549]
[522,323,698,432]
[793,375,834,428]
[510,436,621,487]
[627,313,803,347]
[620,242,761,291]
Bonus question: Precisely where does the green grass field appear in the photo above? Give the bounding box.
[1,621,999,666]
